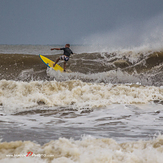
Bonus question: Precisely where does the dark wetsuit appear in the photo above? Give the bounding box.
[60,47,73,61]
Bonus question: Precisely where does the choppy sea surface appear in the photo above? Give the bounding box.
[0,44,163,163]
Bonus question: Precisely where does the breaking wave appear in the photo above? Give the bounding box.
[0,80,162,112]
[0,135,163,163]
[0,49,162,86]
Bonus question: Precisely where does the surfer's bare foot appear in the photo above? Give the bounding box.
[64,69,66,72]
[53,64,56,67]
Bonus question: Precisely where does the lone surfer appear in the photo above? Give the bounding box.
[51,44,73,72]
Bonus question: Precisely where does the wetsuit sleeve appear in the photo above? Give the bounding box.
[60,48,65,50]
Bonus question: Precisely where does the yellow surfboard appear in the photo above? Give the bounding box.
[39,54,64,72]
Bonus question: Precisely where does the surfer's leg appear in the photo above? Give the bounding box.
[53,58,60,67]
[64,61,66,72]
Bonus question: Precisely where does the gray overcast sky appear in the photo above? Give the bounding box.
[0,0,163,45]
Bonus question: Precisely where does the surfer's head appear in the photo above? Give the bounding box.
[65,44,70,48]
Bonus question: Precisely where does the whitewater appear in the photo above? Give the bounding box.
[0,44,163,163]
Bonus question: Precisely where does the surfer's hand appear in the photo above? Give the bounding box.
[51,48,54,51]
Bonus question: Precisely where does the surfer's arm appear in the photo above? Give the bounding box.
[51,48,61,51]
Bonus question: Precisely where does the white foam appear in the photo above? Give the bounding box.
[0,135,163,163]
[0,80,162,113]
[47,67,150,85]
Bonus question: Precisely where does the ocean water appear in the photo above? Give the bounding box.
[0,44,163,163]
